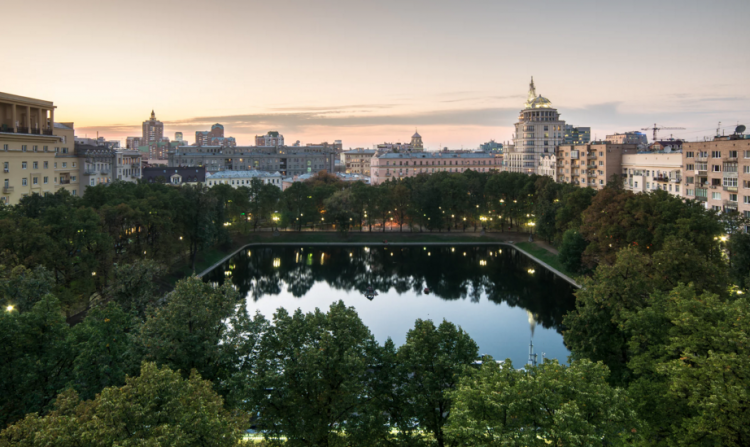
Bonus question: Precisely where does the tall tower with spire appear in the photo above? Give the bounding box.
[410,130,424,151]
[525,76,537,108]
[142,110,165,159]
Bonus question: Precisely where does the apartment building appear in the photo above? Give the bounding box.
[622,151,683,197]
[682,137,750,214]
[169,145,336,176]
[0,92,82,204]
[115,150,143,182]
[76,144,114,189]
[370,151,501,185]
[341,148,376,176]
[556,143,638,189]
[255,131,284,147]
[606,131,648,145]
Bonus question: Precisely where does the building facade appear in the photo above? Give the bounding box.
[0,92,82,204]
[563,125,591,145]
[169,145,336,177]
[507,77,566,175]
[556,143,637,189]
[341,148,376,176]
[410,132,424,151]
[606,131,648,145]
[142,166,206,185]
[142,110,165,159]
[622,151,683,197]
[538,154,558,181]
[115,150,143,182]
[682,137,750,214]
[206,170,283,189]
[255,131,284,147]
[195,123,236,147]
[76,144,114,189]
[370,151,501,185]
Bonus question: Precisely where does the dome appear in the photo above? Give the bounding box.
[412,131,421,138]
[528,95,552,109]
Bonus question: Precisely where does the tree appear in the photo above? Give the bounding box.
[176,185,217,272]
[70,302,140,400]
[0,265,54,313]
[323,189,357,234]
[137,276,238,385]
[445,358,642,446]
[103,260,164,318]
[0,295,74,428]
[398,319,479,447]
[727,231,750,288]
[0,362,247,446]
[248,301,390,446]
[557,229,587,274]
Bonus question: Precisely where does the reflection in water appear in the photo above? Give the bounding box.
[204,245,577,364]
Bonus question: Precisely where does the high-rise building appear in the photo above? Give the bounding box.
[563,125,591,145]
[195,123,236,147]
[174,132,184,143]
[142,110,165,159]
[479,140,503,152]
[506,77,566,175]
[256,131,284,147]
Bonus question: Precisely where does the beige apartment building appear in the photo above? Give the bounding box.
[370,151,500,185]
[556,143,637,190]
[0,92,80,204]
[682,137,750,215]
[622,151,683,197]
[341,149,376,176]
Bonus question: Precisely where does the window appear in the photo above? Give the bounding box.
[22,178,27,186]
[745,150,750,159]
[72,190,76,196]
[2,144,7,151]
[712,165,721,172]
[3,179,7,187]
[712,151,721,158]
[62,162,67,168]
[744,196,750,204]
[599,161,603,166]
[712,205,721,211]
[686,176,694,184]
[54,162,57,168]
[43,146,48,152]
[22,162,27,169]
[32,177,38,185]
[32,161,38,169]
[21,145,27,152]
[712,192,721,200]
[724,177,738,187]
[90,179,95,186]
[744,166,750,174]
[686,151,694,158]
[675,185,680,193]
[729,194,738,202]
[729,150,738,158]
[43,177,48,184]
[33,145,38,152]
[43,161,48,169]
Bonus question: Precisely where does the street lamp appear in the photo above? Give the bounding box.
[5,305,14,312]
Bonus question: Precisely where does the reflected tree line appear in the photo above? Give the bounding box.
[203,245,576,333]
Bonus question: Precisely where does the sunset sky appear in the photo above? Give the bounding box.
[4,0,749,149]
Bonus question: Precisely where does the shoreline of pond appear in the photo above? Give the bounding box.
[197,241,581,288]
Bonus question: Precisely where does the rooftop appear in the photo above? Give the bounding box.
[376,151,495,159]
[207,170,282,179]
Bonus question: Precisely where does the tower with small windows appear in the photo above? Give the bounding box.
[410,130,424,151]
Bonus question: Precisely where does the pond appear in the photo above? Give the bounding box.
[203,244,577,367]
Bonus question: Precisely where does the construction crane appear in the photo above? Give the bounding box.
[642,123,686,142]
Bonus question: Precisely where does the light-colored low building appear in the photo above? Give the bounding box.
[115,150,142,182]
[370,151,501,185]
[606,131,648,145]
[206,170,283,189]
[538,154,558,181]
[622,151,683,197]
[341,148,376,176]
[556,143,638,189]
[76,144,114,189]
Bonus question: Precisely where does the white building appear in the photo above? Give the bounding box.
[538,154,558,181]
[115,150,142,182]
[622,151,683,197]
[206,170,283,189]
[606,131,648,146]
[507,77,566,175]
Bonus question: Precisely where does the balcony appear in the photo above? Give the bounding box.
[59,179,71,185]
[724,200,738,208]
[723,186,738,192]
[695,196,708,202]
[654,176,669,182]
[670,177,682,183]
[2,186,13,194]
[696,156,708,162]
[84,170,96,175]
[697,170,707,176]
[100,169,110,175]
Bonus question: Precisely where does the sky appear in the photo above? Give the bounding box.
[3,0,750,149]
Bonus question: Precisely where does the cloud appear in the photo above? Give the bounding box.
[164,107,520,131]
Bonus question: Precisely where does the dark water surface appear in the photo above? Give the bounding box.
[203,244,577,366]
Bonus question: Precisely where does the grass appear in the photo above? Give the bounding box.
[514,241,576,279]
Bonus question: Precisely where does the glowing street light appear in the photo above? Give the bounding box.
[6,305,14,312]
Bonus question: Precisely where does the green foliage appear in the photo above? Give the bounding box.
[103,259,164,318]
[138,276,239,384]
[247,301,390,446]
[728,231,750,288]
[446,358,642,446]
[0,265,54,313]
[0,295,74,428]
[398,319,479,447]
[558,229,588,274]
[0,362,247,446]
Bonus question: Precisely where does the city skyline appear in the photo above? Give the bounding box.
[4,0,749,148]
